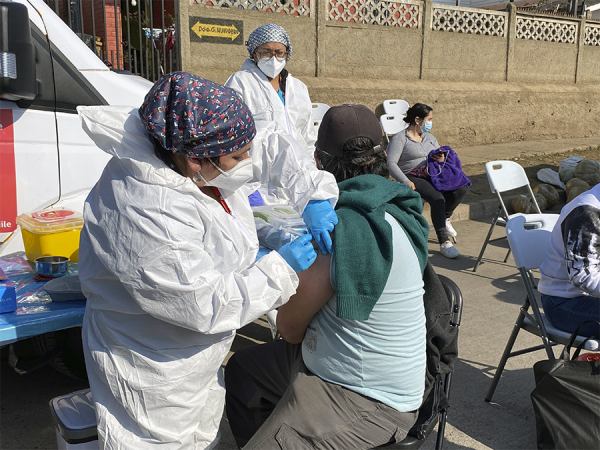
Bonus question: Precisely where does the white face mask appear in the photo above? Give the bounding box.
[257,57,286,79]
[201,158,254,192]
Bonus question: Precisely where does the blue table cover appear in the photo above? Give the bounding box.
[0,253,85,346]
[0,248,275,346]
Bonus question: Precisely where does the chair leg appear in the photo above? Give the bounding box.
[435,372,453,450]
[485,307,527,402]
[519,268,557,361]
[436,413,446,450]
[503,248,511,263]
[473,213,500,272]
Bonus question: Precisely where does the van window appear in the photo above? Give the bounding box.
[17,23,106,113]
[50,41,107,113]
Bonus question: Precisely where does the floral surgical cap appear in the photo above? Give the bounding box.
[247,23,293,61]
[139,72,256,158]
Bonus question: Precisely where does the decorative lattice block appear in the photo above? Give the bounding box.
[516,16,577,44]
[194,0,311,17]
[584,24,600,46]
[432,5,507,37]
[327,0,421,29]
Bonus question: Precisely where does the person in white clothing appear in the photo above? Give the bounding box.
[78,73,320,449]
[225,24,338,256]
[226,23,315,158]
[538,183,600,337]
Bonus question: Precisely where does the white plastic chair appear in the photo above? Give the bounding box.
[311,103,329,122]
[383,99,410,116]
[485,214,599,401]
[312,119,322,136]
[473,160,542,272]
[379,114,408,143]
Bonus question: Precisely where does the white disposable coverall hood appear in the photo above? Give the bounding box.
[77,106,329,449]
[226,60,329,207]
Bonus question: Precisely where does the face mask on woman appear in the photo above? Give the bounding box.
[195,158,254,192]
[421,121,433,133]
[257,56,286,79]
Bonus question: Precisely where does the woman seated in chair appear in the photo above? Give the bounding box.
[387,103,468,259]
[538,183,600,337]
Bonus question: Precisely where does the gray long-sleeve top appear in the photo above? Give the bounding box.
[387,129,440,184]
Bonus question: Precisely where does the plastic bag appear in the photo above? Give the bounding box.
[0,254,32,275]
[537,168,565,190]
[558,156,584,183]
[253,205,308,250]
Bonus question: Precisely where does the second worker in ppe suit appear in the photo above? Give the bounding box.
[226,23,315,159]
[78,72,318,449]
[226,23,338,255]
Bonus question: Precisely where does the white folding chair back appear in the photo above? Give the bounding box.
[506,214,558,269]
[383,99,410,116]
[312,119,322,136]
[486,160,533,194]
[473,160,541,272]
[380,114,407,142]
[311,103,330,121]
[486,213,599,402]
[506,214,557,270]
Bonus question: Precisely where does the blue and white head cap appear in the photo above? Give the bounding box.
[247,24,292,62]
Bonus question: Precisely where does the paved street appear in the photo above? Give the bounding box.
[1,216,553,450]
[2,133,598,449]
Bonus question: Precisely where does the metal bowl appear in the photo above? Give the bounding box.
[35,256,69,278]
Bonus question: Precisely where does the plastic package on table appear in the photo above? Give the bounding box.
[252,205,309,251]
[0,253,85,346]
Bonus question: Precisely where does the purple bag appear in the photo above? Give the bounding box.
[427,146,471,192]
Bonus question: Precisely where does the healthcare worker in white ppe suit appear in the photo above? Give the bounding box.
[226,23,315,159]
[225,24,339,257]
[77,72,323,449]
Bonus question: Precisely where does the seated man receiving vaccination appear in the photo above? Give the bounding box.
[225,104,431,449]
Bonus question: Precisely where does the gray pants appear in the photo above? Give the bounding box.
[225,340,418,450]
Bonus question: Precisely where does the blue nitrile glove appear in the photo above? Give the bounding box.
[302,200,338,254]
[277,234,317,273]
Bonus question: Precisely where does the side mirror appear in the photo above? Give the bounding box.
[0,1,37,101]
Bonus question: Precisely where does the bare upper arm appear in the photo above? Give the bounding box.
[276,249,334,344]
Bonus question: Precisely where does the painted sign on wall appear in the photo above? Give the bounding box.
[190,17,244,45]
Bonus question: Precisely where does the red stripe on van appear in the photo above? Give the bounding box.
[0,109,17,233]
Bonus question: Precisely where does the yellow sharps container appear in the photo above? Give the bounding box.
[16,209,84,262]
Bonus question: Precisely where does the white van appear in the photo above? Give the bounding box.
[0,0,153,379]
[0,0,152,256]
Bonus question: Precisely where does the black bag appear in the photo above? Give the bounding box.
[406,263,458,440]
[531,323,600,450]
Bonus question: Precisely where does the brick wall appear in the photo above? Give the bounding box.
[81,0,123,67]
[47,0,176,76]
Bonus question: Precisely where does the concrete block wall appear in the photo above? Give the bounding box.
[579,44,600,83]
[179,0,600,147]
[303,78,600,148]
[425,32,507,82]
[319,23,423,80]
[181,3,316,83]
[182,0,600,85]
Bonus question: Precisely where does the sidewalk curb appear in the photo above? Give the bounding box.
[460,143,600,167]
